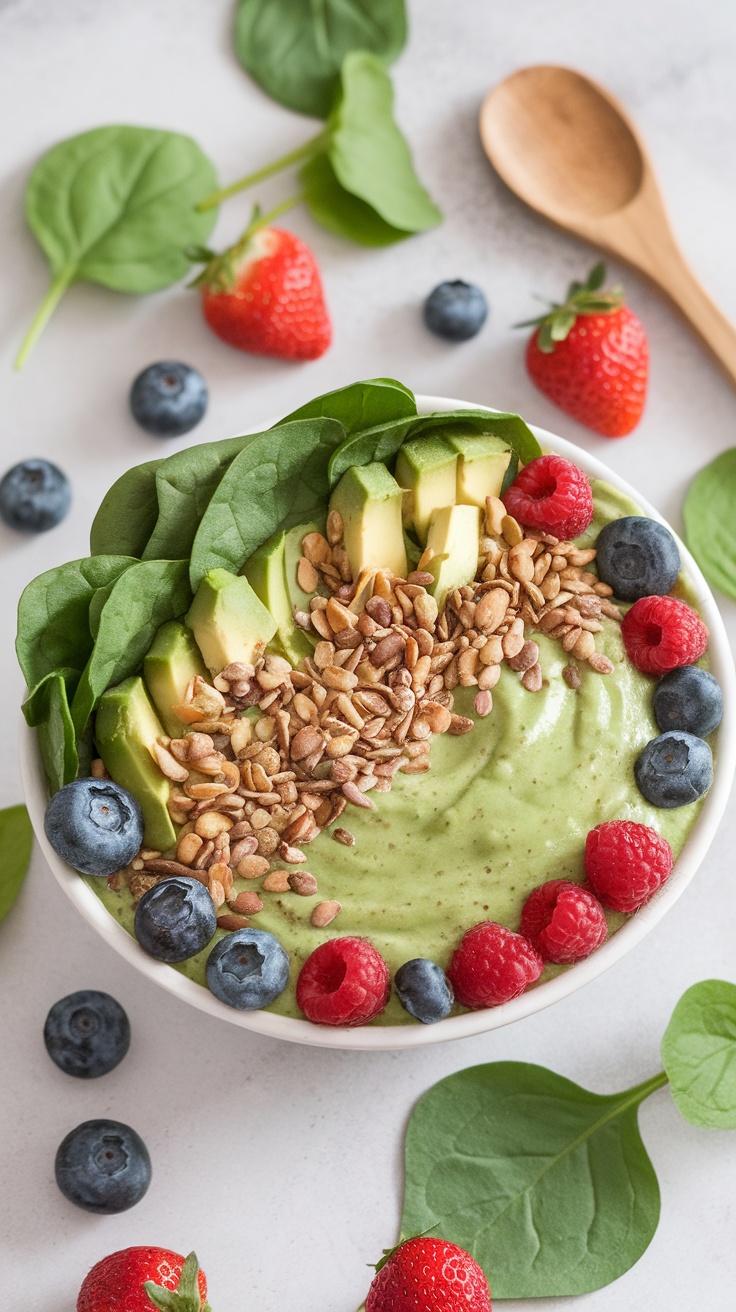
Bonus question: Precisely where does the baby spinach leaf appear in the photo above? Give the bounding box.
[28,672,80,793]
[189,418,345,589]
[683,449,736,600]
[233,0,407,119]
[0,806,34,925]
[17,126,218,367]
[301,153,415,246]
[662,980,736,1129]
[70,559,191,736]
[282,377,415,430]
[16,555,137,695]
[142,433,264,562]
[90,459,165,558]
[401,1062,663,1298]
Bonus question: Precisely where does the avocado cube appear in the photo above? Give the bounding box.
[242,530,314,666]
[329,463,407,581]
[95,677,176,853]
[426,504,481,609]
[186,569,277,676]
[395,436,457,543]
[446,430,513,508]
[144,621,208,739]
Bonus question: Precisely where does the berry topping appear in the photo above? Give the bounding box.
[447,921,543,1010]
[44,779,144,878]
[503,454,594,539]
[366,1237,492,1312]
[44,990,130,1079]
[394,958,454,1024]
[135,877,217,963]
[595,515,681,601]
[621,595,709,674]
[584,820,674,913]
[0,458,71,532]
[423,280,488,341]
[653,666,723,738]
[55,1119,151,1214]
[77,1247,209,1312]
[206,927,290,1010]
[130,361,208,437]
[635,731,713,809]
[519,880,608,964]
[296,937,390,1026]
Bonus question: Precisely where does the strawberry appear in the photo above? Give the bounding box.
[518,262,648,437]
[366,1237,492,1311]
[77,1247,209,1312]
[191,213,331,361]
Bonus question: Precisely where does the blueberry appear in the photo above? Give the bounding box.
[130,361,208,437]
[206,928,289,1010]
[423,281,488,341]
[395,958,454,1024]
[44,990,130,1079]
[44,779,144,877]
[55,1119,151,1214]
[654,666,723,738]
[134,876,216,963]
[0,459,70,532]
[635,730,713,808]
[595,516,680,601]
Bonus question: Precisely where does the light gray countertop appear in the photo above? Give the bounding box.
[1,1,735,1306]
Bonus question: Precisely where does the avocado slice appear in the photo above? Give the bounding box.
[426,504,481,609]
[144,621,208,739]
[445,430,513,508]
[242,531,314,666]
[330,462,407,581]
[95,676,176,853]
[186,568,277,676]
[395,436,457,543]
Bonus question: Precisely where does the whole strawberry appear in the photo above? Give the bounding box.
[518,262,648,437]
[366,1237,492,1311]
[77,1247,209,1312]
[192,216,331,361]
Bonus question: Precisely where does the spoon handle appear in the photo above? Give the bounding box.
[656,249,736,388]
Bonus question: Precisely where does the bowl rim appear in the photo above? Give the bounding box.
[20,394,736,1051]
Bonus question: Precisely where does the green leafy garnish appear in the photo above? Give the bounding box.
[662,979,736,1129]
[0,805,33,924]
[515,261,623,354]
[16,126,218,368]
[90,460,165,558]
[25,671,80,792]
[234,0,407,119]
[683,448,736,599]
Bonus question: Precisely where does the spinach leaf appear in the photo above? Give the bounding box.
[401,1062,662,1298]
[662,979,736,1129]
[16,555,137,695]
[0,806,34,924]
[302,153,415,246]
[233,0,407,119]
[189,418,345,589]
[17,126,218,368]
[142,433,263,562]
[70,559,192,736]
[29,673,80,793]
[89,459,164,557]
[683,449,736,600]
[281,377,416,430]
[327,407,541,486]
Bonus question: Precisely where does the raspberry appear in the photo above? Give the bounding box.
[621,594,708,675]
[296,937,390,1026]
[519,879,608,963]
[503,454,594,538]
[447,921,543,1009]
[584,820,674,913]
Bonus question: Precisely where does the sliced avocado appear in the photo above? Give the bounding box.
[395,436,457,543]
[186,569,277,676]
[144,621,208,738]
[242,531,314,665]
[426,504,481,609]
[330,462,407,580]
[445,430,513,508]
[95,676,176,852]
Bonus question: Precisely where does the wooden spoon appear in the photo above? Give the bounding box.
[480,65,736,387]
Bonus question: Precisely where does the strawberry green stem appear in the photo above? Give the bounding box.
[246,193,305,235]
[197,131,330,211]
[14,269,74,370]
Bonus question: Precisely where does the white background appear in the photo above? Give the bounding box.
[1,0,735,1306]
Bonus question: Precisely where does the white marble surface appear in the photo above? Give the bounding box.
[1,1,736,1306]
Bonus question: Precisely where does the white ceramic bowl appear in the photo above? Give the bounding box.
[20,395,736,1050]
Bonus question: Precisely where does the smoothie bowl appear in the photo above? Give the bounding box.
[18,382,736,1049]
